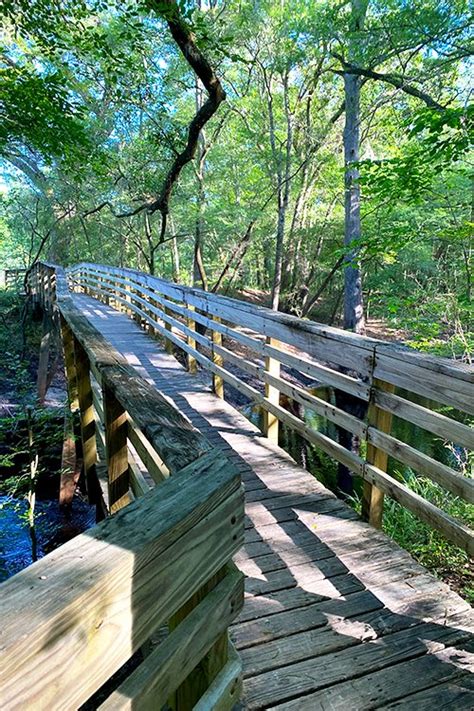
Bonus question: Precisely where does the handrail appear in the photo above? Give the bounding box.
[1,262,245,710]
[67,261,473,556]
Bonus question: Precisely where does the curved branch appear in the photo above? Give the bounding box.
[127,0,226,223]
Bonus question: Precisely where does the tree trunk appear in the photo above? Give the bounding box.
[337,0,369,497]
[343,70,365,334]
[271,72,292,310]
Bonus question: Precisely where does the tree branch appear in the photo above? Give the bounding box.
[332,53,446,110]
[125,0,226,223]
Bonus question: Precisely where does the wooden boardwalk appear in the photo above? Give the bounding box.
[73,293,474,710]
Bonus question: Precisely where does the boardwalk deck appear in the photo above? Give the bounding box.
[73,293,474,710]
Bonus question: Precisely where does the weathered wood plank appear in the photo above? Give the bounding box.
[268,649,474,710]
[245,622,473,709]
[193,641,242,711]
[98,566,244,711]
[0,453,243,711]
[103,383,130,513]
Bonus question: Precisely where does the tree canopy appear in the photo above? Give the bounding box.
[0,0,472,355]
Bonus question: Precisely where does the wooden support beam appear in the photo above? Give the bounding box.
[98,566,244,711]
[74,337,99,503]
[59,409,80,507]
[361,378,395,528]
[37,312,52,404]
[169,565,230,710]
[186,301,197,374]
[60,317,79,411]
[212,317,224,399]
[262,337,280,443]
[103,384,130,513]
[164,306,174,354]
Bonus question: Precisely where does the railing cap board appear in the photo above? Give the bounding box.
[102,363,212,473]
[0,449,243,710]
[69,262,473,385]
[27,266,214,474]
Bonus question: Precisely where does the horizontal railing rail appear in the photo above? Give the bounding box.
[0,262,245,710]
[67,261,473,556]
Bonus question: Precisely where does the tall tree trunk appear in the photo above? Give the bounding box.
[193,83,208,290]
[169,217,180,283]
[337,0,368,497]
[271,72,292,310]
[343,70,364,334]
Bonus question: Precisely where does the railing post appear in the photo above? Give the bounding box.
[164,306,174,354]
[186,299,197,373]
[74,337,99,503]
[103,383,130,513]
[60,317,79,411]
[263,338,280,443]
[170,565,233,710]
[36,312,52,403]
[361,378,395,528]
[114,279,121,310]
[212,317,224,399]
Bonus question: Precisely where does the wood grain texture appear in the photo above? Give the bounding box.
[25,265,474,711]
[0,454,243,710]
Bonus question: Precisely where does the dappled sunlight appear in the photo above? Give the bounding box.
[57,289,474,708]
[323,612,378,643]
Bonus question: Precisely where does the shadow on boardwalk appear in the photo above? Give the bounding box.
[74,294,474,710]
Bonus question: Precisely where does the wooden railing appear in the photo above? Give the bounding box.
[2,267,26,290]
[67,261,473,557]
[0,262,245,711]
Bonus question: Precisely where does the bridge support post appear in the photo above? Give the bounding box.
[186,301,197,374]
[59,318,81,507]
[169,565,232,710]
[212,318,224,399]
[103,383,130,513]
[74,337,99,503]
[361,378,395,528]
[164,306,174,354]
[263,338,280,443]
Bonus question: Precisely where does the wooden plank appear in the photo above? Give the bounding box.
[263,338,280,443]
[186,300,197,374]
[170,563,229,709]
[103,383,130,513]
[374,350,474,415]
[244,622,473,709]
[212,316,225,399]
[368,427,474,502]
[60,317,79,411]
[268,648,474,710]
[59,409,80,507]
[36,312,52,402]
[193,641,242,711]
[362,461,474,555]
[128,459,152,498]
[127,418,170,483]
[240,606,422,678]
[74,336,99,502]
[361,378,395,527]
[382,675,474,710]
[98,566,244,711]
[374,388,474,451]
[0,453,243,711]
[232,589,382,650]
